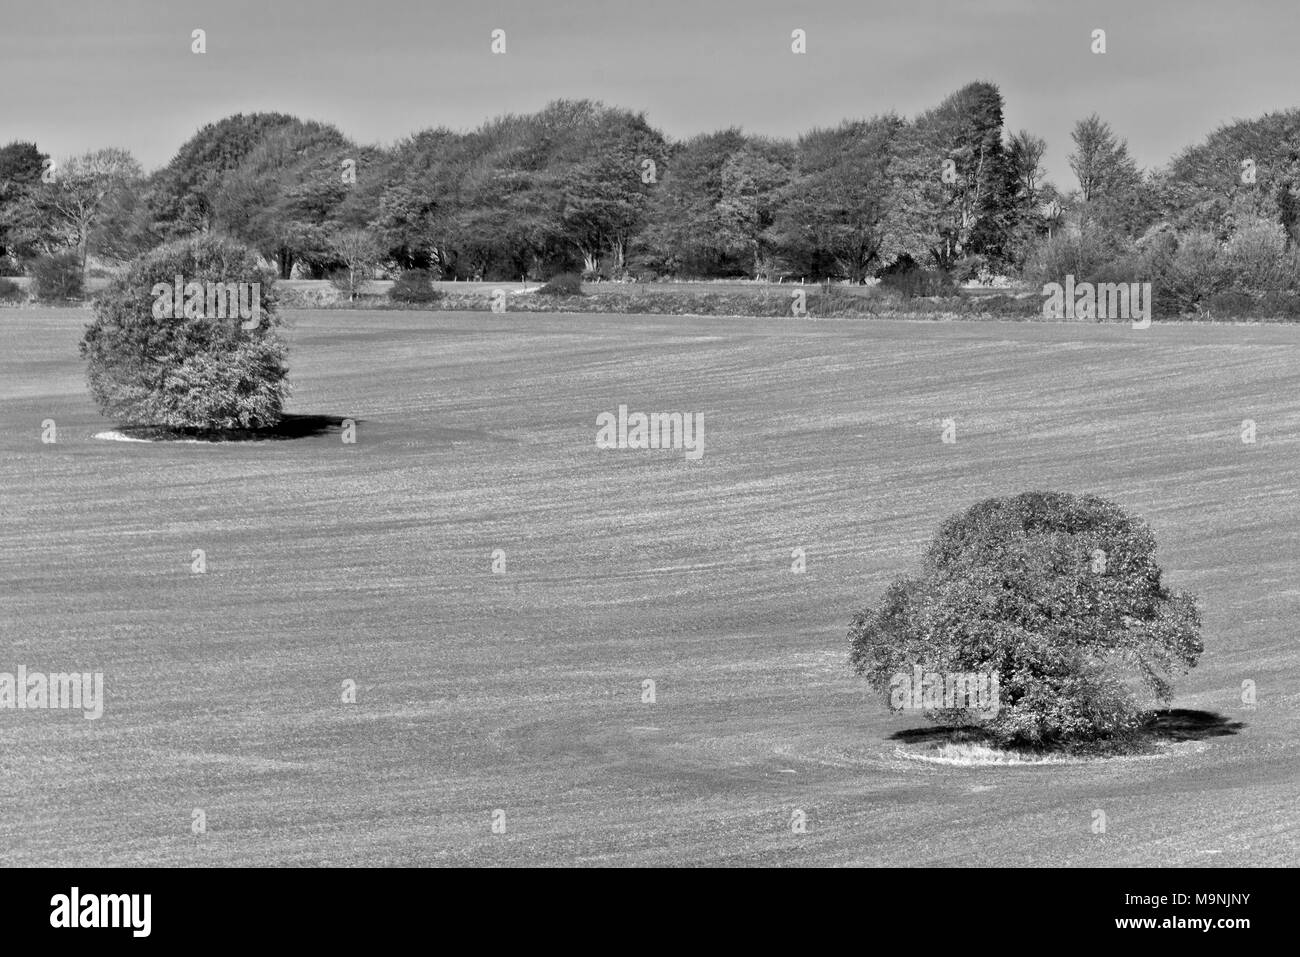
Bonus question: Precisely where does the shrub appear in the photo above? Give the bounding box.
[0,277,22,301]
[1161,231,1230,313]
[79,235,289,431]
[815,281,858,305]
[29,252,85,301]
[848,492,1203,749]
[328,267,371,302]
[278,283,342,309]
[878,258,956,298]
[1104,234,1183,318]
[1257,290,1300,320]
[1205,289,1255,319]
[1021,228,1123,288]
[949,254,988,284]
[537,272,584,296]
[962,293,1039,317]
[1085,230,1229,317]
[388,269,440,304]
[1223,218,1293,291]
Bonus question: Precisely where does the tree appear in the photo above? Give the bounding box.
[1007,130,1047,201]
[642,129,793,277]
[0,141,48,262]
[882,82,1016,271]
[1003,130,1059,268]
[373,128,471,273]
[383,108,570,280]
[1166,109,1300,242]
[80,235,289,431]
[328,228,379,301]
[848,492,1202,748]
[1066,115,1149,238]
[15,148,143,269]
[211,121,354,278]
[773,117,899,281]
[554,103,669,276]
[710,138,793,278]
[1069,114,1140,204]
[143,113,305,242]
[0,141,46,189]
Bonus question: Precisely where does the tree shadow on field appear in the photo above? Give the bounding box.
[891,725,975,745]
[117,414,355,442]
[1143,709,1245,742]
[888,708,1244,756]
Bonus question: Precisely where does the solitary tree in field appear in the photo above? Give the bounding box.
[80,235,289,432]
[849,492,1203,748]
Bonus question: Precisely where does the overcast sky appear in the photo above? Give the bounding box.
[2,0,1296,190]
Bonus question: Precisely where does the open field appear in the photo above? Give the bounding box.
[2,308,1298,866]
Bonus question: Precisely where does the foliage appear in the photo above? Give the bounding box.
[29,251,85,300]
[327,229,380,301]
[1166,109,1300,242]
[3,148,141,266]
[536,271,585,296]
[10,95,1300,303]
[1069,114,1140,205]
[848,492,1203,747]
[882,82,1016,271]
[388,268,440,303]
[773,117,900,282]
[1022,224,1126,288]
[0,141,48,261]
[641,129,791,278]
[79,235,288,430]
[878,255,957,298]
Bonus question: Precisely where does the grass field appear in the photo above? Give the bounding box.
[2,307,1298,866]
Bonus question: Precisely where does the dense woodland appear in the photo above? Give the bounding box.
[2,81,1299,297]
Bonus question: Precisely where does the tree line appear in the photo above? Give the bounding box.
[2,81,1299,288]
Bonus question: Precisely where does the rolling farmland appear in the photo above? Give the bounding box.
[2,308,1297,866]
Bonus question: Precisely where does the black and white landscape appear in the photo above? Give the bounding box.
[1,0,1297,878]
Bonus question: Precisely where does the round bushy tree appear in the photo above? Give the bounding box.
[80,235,289,431]
[848,492,1203,747]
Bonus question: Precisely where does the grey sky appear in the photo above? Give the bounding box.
[2,0,1296,191]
